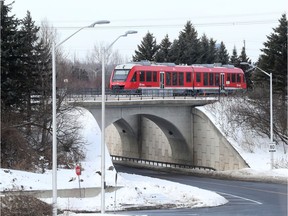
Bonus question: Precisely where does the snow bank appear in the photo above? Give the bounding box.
[0,108,228,213]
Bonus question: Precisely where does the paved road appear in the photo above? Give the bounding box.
[115,165,287,216]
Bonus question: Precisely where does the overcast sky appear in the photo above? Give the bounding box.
[8,0,287,63]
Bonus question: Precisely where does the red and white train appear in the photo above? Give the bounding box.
[109,62,246,95]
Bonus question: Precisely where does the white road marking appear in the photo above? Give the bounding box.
[218,192,263,205]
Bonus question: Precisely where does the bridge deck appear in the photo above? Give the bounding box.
[69,96,218,107]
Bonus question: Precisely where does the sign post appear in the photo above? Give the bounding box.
[269,142,276,153]
[75,165,82,197]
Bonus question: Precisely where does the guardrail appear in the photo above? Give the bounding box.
[65,88,221,101]
[111,155,216,171]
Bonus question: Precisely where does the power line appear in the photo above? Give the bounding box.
[51,19,278,30]
[34,11,284,24]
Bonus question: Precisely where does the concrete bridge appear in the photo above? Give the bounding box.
[72,96,248,171]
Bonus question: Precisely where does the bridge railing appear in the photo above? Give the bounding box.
[111,155,216,171]
[65,88,221,101]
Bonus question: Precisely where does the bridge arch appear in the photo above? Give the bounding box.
[106,114,192,164]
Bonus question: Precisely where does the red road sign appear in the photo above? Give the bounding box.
[75,165,81,176]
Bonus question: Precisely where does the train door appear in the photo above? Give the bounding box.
[160,71,165,88]
[220,73,225,90]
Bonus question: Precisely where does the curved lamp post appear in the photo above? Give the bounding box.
[101,30,137,214]
[240,62,274,169]
[52,20,110,216]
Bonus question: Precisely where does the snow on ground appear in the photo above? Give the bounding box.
[0,108,227,214]
[1,99,287,215]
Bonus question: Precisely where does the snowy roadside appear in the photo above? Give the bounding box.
[0,165,228,212]
[116,161,288,185]
[215,168,288,183]
[0,107,228,213]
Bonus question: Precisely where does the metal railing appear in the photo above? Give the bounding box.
[65,88,221,102]
[111,155,216,171]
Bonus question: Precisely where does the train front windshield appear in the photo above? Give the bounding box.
[112,69,130,81]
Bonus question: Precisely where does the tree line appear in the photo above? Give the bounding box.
[132,21,253,87]
[133,21,250,66]
[1,2,85,171]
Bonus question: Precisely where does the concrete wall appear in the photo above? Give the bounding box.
[106,116,141,158]
[106,116,173,163]
[192,108,248,170]
[97,104,194,165]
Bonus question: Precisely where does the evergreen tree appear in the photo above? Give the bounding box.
[172,21,200,65]
[19,11,46,122]
[168,39,180,64]
[238,46,253,89]
[155,34,172,62]
[132,32,159,62]
[230,46,239,66]
[1,1,22,110]
[1,2,85,170]
[216,41,229,64]
[1,2,34,169]
[238,46,250,65]
[248,14,287,146]
[20,11,52,99]
[198,34,210,63]
[207,38,217,64]
[257,13,287,97]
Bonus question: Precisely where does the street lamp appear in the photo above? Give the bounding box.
[240,62,274,169]
[51,20,110,216]
[100,30,137,214]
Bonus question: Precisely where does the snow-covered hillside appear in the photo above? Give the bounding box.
[198,98,287,170]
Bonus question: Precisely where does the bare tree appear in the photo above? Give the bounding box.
[86,43,125,88]
[227,92,287,153]
[38,21,88,170]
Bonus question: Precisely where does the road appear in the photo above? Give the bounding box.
[115,165,287,216]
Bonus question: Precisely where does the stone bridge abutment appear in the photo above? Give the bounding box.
[74,99,248,171]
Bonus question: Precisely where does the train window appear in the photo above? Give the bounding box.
[146,71,152,82]
[204,73,209,86]
[153,71,157,82]
[209,73,214,86]
[227,73,231,81]
[166,72,171,85]
[172,72,178,86]
[237,74,241,82]
[131,72,137,82]
[232,74,236,83]
[140,71,145,82]
[186,72,191,82]
[196,72,201,82]
[112,69,130,81]
[215,73,220,86]
[179,72,184,86]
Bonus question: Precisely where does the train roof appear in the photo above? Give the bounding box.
[114,62,243,73]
